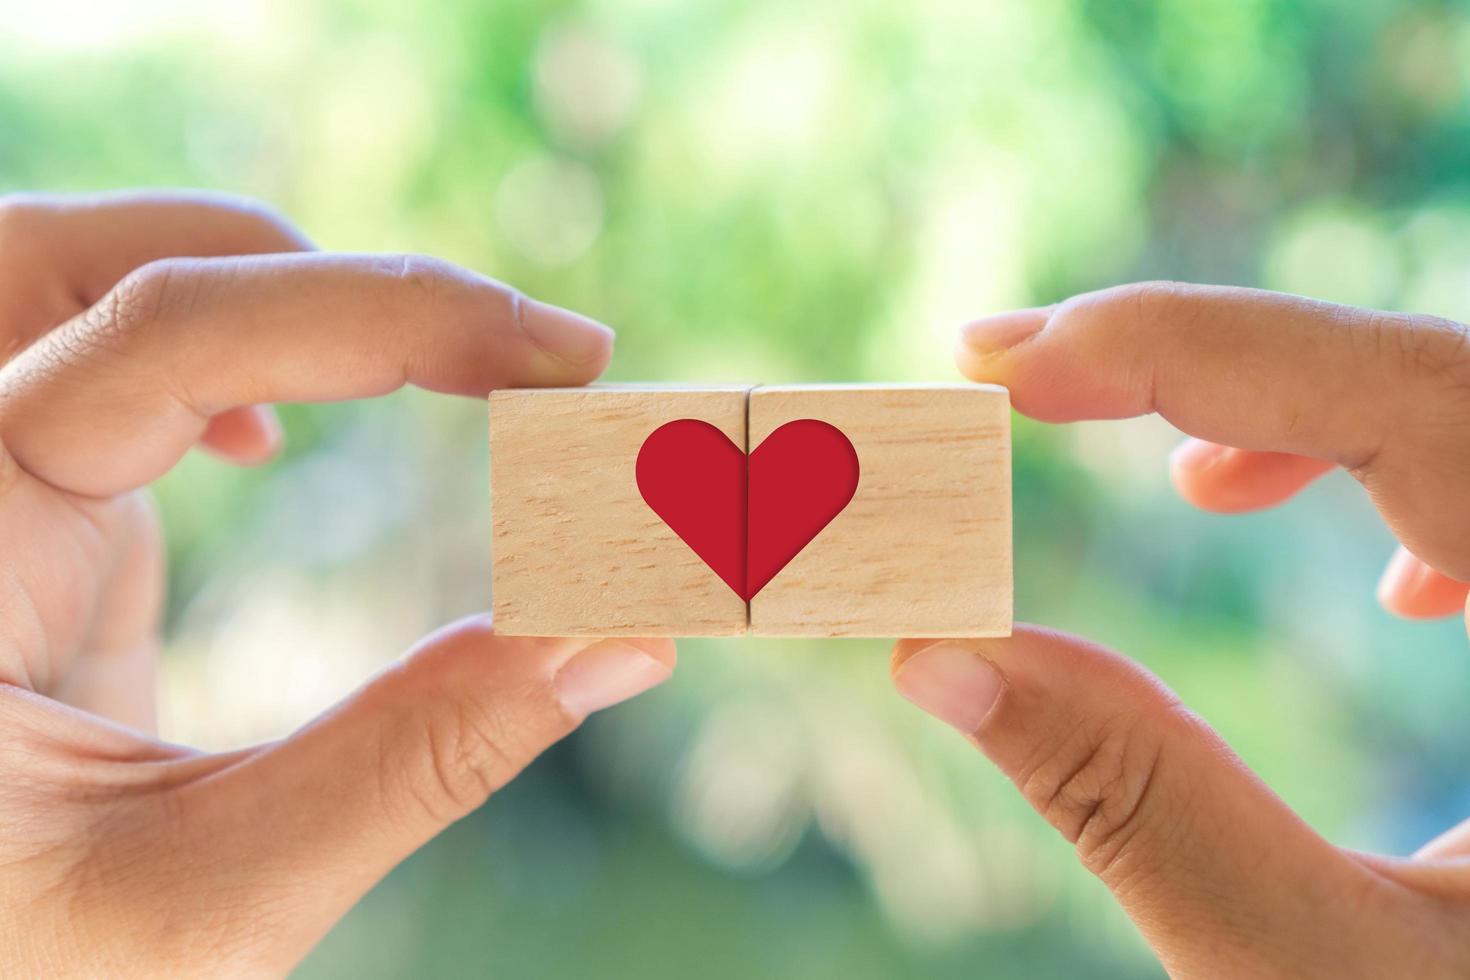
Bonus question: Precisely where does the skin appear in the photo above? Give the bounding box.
[0,191,675,977]
[893,282,1470,978]
[7,193,1470,977]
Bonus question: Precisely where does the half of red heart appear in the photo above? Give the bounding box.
[745,419,859,598]
[635,419,748,598]
[635,418,859,600]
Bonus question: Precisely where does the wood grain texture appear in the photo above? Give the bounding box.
[490,385,750,636]
[747,384,1012,637]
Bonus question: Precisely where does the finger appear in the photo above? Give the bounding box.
[1377,547,1470,620]
[891,627,1421,978]
[1169,438,1337,513]
[0,193,308,471]
[197,405,284,465]
[0,252,615,496]
[954,285,1441,454]
[956,284,1470,579]
[0,190,313,345]
[1417,815,1470,861]
[160,621,674,973]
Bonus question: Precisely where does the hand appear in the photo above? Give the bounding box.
[893,283,1470,978]
[0,191,675,977]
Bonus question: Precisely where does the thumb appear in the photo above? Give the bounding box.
[892,627,1393,978]
[172,618,674,973]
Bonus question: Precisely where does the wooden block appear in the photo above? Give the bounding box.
[492,383,1012,638]
[490,385,750,636]
[746,384,1012,637]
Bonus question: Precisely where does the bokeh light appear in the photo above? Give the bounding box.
[4,1,1469,976]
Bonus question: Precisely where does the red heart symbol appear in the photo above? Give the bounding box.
[635,418,859,600]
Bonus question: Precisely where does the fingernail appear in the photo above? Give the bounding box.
[251,404,284,446]
[1377,549,1429,606]
[894,642,1004,734]
[555,640,671,718]
[520,299,615,367]
[959,310,1047,354]
[1169,438,1230,471]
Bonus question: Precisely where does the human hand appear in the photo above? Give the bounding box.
[0,191,675,977]
[894,283,1470,978]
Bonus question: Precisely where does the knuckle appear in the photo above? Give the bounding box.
[1356,308,1423,372]
[383,644,572,826]
[1016,704,1181,886]
[5,262,180,386]
[46,258,213,420]
[382,252,461,299]
[1062,279,1200,349]
[1354,312,1470,466]
[85,259,188,348]
[1057,280,1201,412]
[1343,307,1470,386]
[1116,280,1194,330]
[374,253,522,350]
[1400,313,1470,389]
[415,698,526,821]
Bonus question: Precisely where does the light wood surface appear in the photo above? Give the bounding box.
[490,385,750,636]
[747,384,1012,637]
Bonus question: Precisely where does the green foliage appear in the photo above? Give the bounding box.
[3,1,1468,976]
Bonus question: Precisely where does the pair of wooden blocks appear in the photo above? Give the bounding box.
[489,384,1012,637]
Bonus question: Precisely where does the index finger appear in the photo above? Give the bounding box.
[0,252,613,496]
[955,282,1468,468]
[957,282,1470,579]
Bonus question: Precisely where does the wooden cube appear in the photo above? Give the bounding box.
[490,386,750,636]
[490,383,1012,638]
[746,384,1012,637]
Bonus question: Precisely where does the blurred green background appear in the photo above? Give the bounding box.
[4,0,1470,976]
